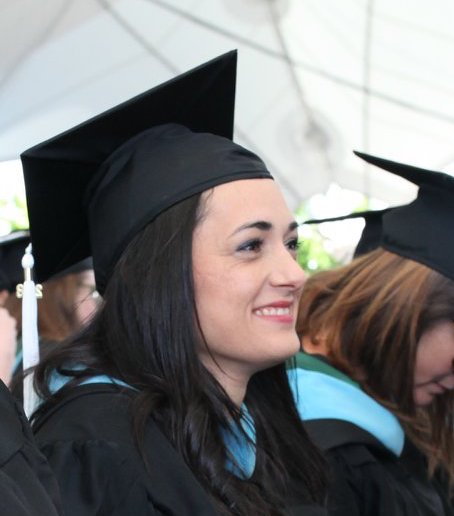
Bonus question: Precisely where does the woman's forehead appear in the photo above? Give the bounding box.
[201,179,292,221]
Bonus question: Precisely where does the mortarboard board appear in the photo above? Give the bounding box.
[21,51,272,294]
[0,230,93,291]
[303,208,394,258]
[0,231,30,293]
[354,150,454,281]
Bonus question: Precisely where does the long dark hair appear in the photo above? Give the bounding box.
[297,248,454,483]
[33,192,327,514]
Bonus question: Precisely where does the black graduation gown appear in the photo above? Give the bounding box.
[32,383,219,516]
[33,383,327,516]
[287,504,327,516]
[304,419,453,516]
[0,379,61,516]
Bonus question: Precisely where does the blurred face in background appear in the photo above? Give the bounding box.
[414,320,454,406]
[0,289,8,306]
[0,289,17,385]
[72,270,99,326]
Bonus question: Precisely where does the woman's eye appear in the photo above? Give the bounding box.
[286,237,301,252]
[237,239,263,253]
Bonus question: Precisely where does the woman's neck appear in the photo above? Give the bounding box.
[200,356,249,407]
[216,373,247,407]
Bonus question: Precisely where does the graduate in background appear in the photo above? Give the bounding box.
[290,152,454,516]
[6,256,98,354]
[0,236,61,514]
[9,256,99,401]
[0,229,98,389]
[0,378,61,515]
[0,231,29,384]
[23,52,327,515]
[0,302,16,384]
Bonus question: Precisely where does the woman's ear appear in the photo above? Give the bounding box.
[301,334,329,356]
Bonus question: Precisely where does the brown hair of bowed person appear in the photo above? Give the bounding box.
[296,247,454,482]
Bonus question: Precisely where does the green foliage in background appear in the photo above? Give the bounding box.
[294,202,340,274]
[0,194,28,233]
[297,228,340,273]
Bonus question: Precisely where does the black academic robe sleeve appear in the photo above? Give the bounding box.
[325,443,403,516]
[38,440,158,516]
[288,504,327,515]
[0,380,61,516]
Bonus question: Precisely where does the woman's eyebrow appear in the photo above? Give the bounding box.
[231,220,272,236]
[231,220,299,237]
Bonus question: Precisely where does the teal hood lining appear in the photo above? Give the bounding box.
[48,368,257,479]
[288,356,405,457]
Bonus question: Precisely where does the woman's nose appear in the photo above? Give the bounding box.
[270,251,306,290]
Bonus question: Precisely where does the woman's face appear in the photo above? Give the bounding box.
[414,320,454,406]
[192,178,305,381]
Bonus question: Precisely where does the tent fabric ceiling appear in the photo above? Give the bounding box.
[2,0,454,209]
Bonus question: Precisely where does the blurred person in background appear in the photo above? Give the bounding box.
[289,152,454,516]
[0,229,98,387]
[0,231,29,384]
[9,256,99,398]
[0,235,61,514]
[6,257,98,350]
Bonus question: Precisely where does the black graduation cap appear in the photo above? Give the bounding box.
[0,231,30,293]
[303,208,393,258]
[21,51,272,294]
[354,151,454,281]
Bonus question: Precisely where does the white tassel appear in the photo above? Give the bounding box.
[20,244,40,418]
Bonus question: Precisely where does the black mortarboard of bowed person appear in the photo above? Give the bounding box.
[354,150,454,281]
[0,231,28,385]
[303,207,395,259]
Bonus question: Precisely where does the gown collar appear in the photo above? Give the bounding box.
[289,353,405,456]
[48,367,257,478]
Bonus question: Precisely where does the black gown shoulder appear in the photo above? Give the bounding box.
[0,380,61,516]
[32,383,218,516]
[304,418,453,516]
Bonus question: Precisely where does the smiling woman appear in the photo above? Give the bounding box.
[21,52,327,515]
[193,179,305,405]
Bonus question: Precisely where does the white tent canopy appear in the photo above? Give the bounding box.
[2,0,454,210]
